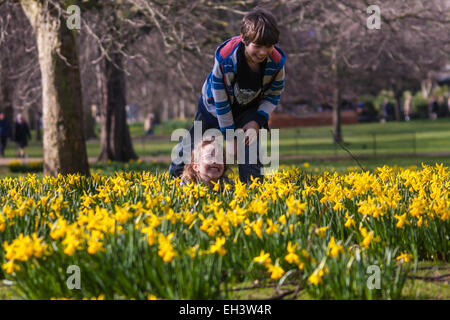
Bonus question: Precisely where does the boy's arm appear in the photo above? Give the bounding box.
[252,66,286,128]
[211,58,235,137]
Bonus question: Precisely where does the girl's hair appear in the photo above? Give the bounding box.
[180,138,231,188]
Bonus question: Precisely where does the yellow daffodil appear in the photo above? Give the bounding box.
[327,236,344,257]
[253,250,272,267]
[267,263,285,280]
[315,226,329,238]
[209,237,227,256]
[396,252,413,263]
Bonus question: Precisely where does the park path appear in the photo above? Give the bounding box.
[1,151,449,166]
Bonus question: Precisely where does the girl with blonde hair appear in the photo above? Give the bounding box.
[180,137,232,189]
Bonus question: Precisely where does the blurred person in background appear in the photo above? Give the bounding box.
[437,96,448,118]
[14,113,31,158]
[404,93,411,121]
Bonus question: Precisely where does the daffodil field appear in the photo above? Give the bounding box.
[0,164,448,299]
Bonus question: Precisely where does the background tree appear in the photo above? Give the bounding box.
[0,1,42,140]
[19,0,89,176]
[276,0,450,142]
[1,0,449,167]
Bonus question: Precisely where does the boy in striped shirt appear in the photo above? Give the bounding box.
[169,8,286,183]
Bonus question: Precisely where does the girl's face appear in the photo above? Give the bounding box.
[193,144,224,182]
[244,42,274,64]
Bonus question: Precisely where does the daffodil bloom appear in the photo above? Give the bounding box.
[141,226,158,246]
[396,252,413,263]
[253,250,272,267]
[2,261,20,274]
[333,201,344,211]
[286,195,307,216]
[186,246,198,259]
[211,180,220,192]
[114,205,132,224]
[327,236,344,257]
[308,266,327,285]
[302,181,314,198]
[344,212,355,228]
[248,200,268,215]
[359,227,374,249]
[315,226,329,238]
[267,264,285,280]
[87,238,104,255]
[200,217,219,237]
[285,242,300,265]
[0,214,5,232]
[209,237,227,256]
[249,176,260,190]
[417,216,423,227]
[265,219,279,235]
[157,233,177,262]
[394,213,409,229]
[182,211,196,226]
[289,224,294,234]
[243,219,252,236]
[252,219,264,239]
[4,233,49,262]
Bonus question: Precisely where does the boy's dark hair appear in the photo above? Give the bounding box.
[240,8,279,46]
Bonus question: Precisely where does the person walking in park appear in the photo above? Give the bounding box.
[169,7,286,183]
[437,96,448,118]
[404,93,411,121]
[145,113,155,136]
[0,112,11,157]
[14,113,31,158]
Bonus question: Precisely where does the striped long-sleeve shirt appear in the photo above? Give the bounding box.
[200,36,286,135]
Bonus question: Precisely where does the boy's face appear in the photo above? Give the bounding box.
[244,42,274,64]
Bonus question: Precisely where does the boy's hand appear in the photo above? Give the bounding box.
[242,121,259,146]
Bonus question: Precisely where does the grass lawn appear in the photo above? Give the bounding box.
[1,118,449,160]
[1,119,449,181]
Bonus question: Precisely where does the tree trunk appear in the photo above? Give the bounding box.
[331,47,342,143]
[421,78,432,99]
[0,57,15,138]
[391,78,403,121]
[35,111,42,141]
[179,99,185,119]
[21,0,90,176]
[161,99,169,122]
[394,90,402,121]
[84,103,97,139]
[97,53,138,162]
[332,87,342,143]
